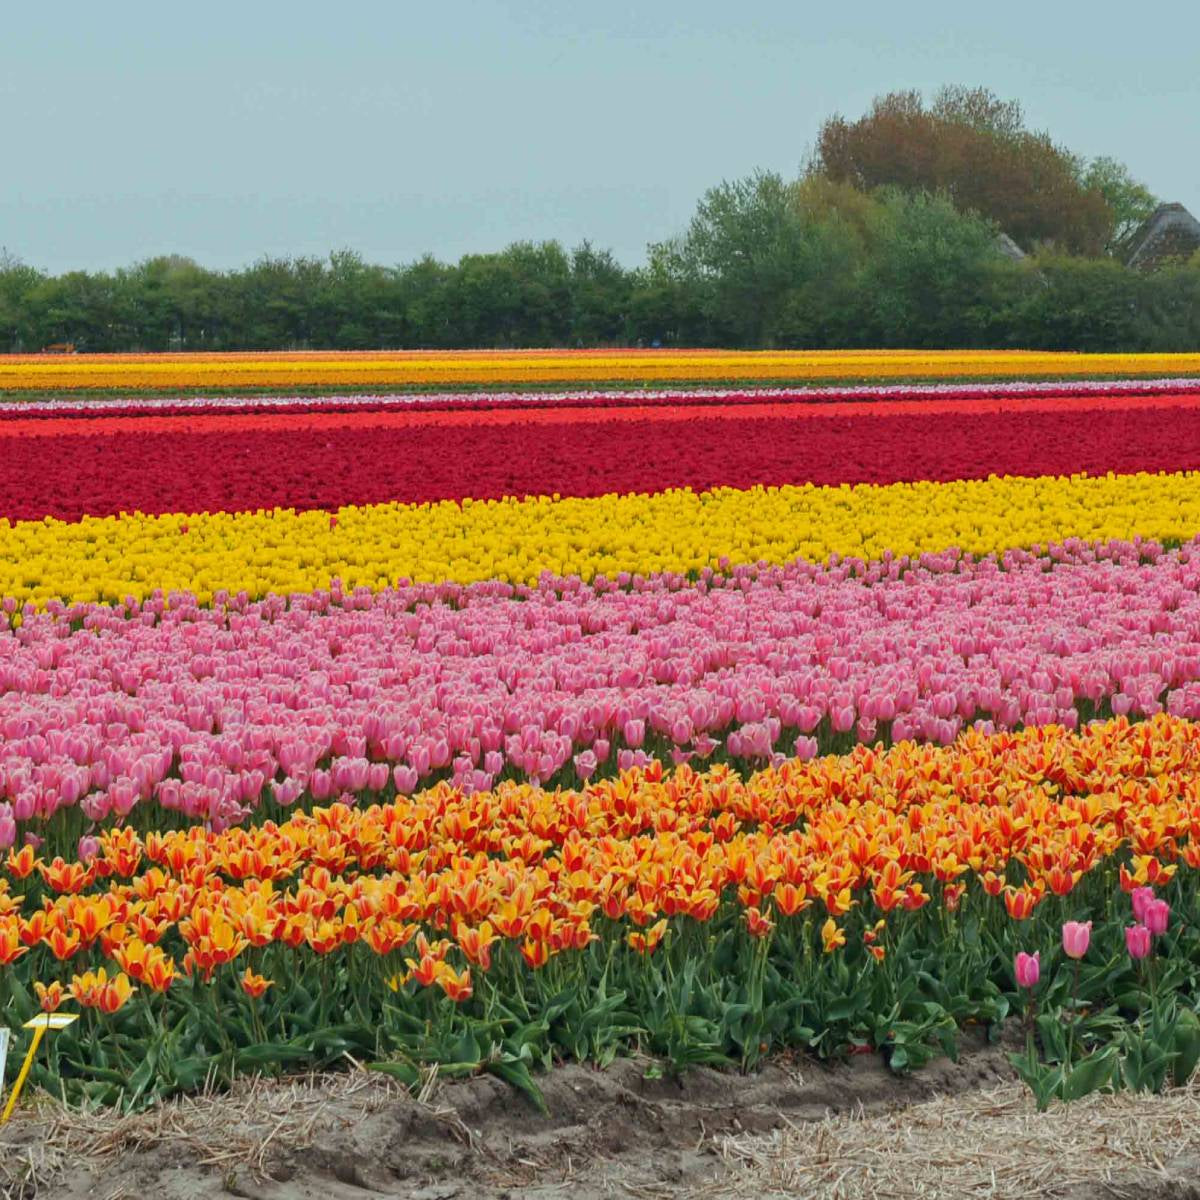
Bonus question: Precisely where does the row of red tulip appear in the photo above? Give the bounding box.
[4,393,1200,521]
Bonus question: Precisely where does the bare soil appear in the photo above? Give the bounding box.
[3,1030,1196,1200]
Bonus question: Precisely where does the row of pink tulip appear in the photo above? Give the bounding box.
[3,535,1200,839]
[4,377,1199,420]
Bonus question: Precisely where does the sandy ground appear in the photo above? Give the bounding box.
[2,1032,1197,1200]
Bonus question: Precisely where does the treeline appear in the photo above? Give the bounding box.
[2,87,1197,353]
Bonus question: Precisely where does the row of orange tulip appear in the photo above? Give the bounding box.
[4,350,1200,392]
[2,713,1196,1014]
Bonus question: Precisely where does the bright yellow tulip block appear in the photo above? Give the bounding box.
[0,1014,78,1124]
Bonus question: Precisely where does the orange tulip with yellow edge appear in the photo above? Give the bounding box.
[821,918,847,954]
[240,969,274,1000]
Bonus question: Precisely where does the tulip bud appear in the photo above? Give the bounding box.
[1125,924,1152,960]
[1015,951,1040,989]
[1061,920,1092,960]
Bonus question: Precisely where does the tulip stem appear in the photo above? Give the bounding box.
[1024,996,1038,1074]
[1066,957,1082,1068]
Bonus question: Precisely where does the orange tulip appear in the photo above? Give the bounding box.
[744,907,775,939]
[98,972,136,1014]
[39,858,95,895]
[1045,865,1079,897]
[115,940,176,992]
[305,920,343,955]
[773,882,809,918]
[34,980,65,1012]
[519,937,550,969]
[240,968,274,1000]
[628,918,669,956]
[363,918,416,957]
[406,954,440,988]
[68,895,116,946]
[435,963,473,1003]
[141,948,177,993]
[0,917,27,964]
[6,844,39,879]
[821,918,846,954]
[70,967,135,1013]
[45,925,82,961]
[1003,885,1043,921]
[1132,855,1177,887]
[455,921,497,971]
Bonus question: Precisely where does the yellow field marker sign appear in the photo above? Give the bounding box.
[0,1014,77,1124]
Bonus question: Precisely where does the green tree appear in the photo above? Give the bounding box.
[0,250,45,351]
[856,189,1011,347]
[1007,256,1142,351]
[569,241,631,345]
[1079,156,1158,256]
[648,171,823,346]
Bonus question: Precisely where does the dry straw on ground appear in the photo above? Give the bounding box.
[6,1064,1200,1200]
[714,1079,1200,1200]
[0,1070,423,1200]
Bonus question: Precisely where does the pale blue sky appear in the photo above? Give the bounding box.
[4,0,1198,273]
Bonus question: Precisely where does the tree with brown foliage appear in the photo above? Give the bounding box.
[812,87,1119,256]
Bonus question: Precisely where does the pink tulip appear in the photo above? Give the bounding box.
[831,705,855,734]
[793,736,818,762]
[1125,924,1152,960]
[1062,920,1092,960]
[573,750,598,782]
[392,765,418,795]
[77,835,100,863]
[1144,898,1171,936]
[270,777,304,807]
[669,716,692,745]
[1015,951,1040,988]
[1131,886,1156,925]
[13,531,1200,838]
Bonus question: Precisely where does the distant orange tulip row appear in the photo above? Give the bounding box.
[3,349,1200,392]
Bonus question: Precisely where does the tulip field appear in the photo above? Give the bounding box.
[4,350,1200,1114]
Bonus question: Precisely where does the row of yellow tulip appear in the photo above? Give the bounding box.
[3,350,1200,392]
[3,471,1199,608]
